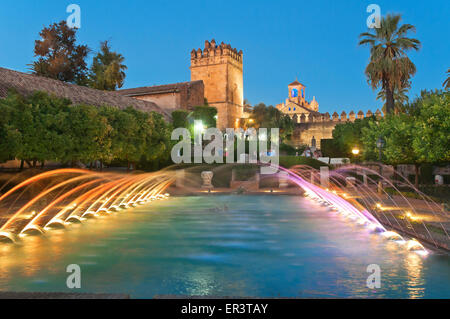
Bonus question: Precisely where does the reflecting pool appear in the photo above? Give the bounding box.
[0,195,449,298]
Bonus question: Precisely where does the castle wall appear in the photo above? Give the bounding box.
[292,122,336,149]
[290,110,382,149]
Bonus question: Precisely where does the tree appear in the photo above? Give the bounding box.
[359,14,420,114]
[412,90,450,163]
[444,68,450,90]
[30,21,89,85]
[89,41,127,91]
[0,91,23,163]
[361,114,422,186]
[144,112,172,163]
[116,107,149,170]
[26,91,71,167]
[171,109,190,128]
[63,104,110,166]
[246,103,293,141]
[330,117,375,159]
[377,86,409,114]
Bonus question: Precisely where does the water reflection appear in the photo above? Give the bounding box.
[404,253,425,299]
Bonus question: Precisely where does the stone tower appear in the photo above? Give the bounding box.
[190,39,243,129]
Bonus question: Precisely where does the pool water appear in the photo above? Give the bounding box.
[0,195,449,298]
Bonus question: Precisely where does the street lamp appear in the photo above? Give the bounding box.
[351,147,360,156]
[194,120,205,133]
[376,136,385,161]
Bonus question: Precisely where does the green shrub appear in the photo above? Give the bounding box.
[279,156,329,169]
[171,109,189,128]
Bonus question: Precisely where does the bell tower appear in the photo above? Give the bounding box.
[190,39,243,129]
[288,79,306,105]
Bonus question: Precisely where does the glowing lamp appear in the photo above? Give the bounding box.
[194,121,205,132]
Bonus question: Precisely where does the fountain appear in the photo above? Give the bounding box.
[0,169,173,243]
[0,163,446,258]
[0,164,449,298]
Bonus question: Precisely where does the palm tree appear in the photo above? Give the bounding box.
[359,14,420,114]
[89,41,127,91]
[444,68,450,90]
[377,86,409,114]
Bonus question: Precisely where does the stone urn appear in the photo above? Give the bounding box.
[201,171,214,189]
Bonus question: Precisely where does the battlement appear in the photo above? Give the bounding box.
[292,109,383,124]
[190,39,243,64]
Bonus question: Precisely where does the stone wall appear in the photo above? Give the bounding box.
[133,93,180,112]
[290,109,383,148]
[118,81,204,112]
[190,40,244,129]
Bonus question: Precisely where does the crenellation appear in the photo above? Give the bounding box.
[191,40,242,65]
[348,111,356,122]
[332,112,339,121]
[357,110,364,119]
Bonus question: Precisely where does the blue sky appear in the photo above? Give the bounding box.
[0,0,449,114]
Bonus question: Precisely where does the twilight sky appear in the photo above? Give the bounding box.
[0,0,449,114]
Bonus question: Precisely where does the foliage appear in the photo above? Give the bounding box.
[89,41,127,91]
[245,103,294,141]
[191,105,217,128]
[362,114,417,164]
[279,143,306,156]
[377,86,409,114]
[0,91,172,170]
[360,90,449,186]
[279,156,329,170]
[330,117,375,158]
[359,14,420,114]
[171,109,190,128]
[64,104,111,164]
[411,90,450,163]
[320,139,345,158]
[444,68,450,90]
[0,91,23,162]
[30,21,89,85]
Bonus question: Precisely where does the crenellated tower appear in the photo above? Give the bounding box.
[190,39,243,129]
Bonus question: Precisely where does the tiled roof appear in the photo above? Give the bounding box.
[288,80,305,87]
[117,81,203,96]
[0,67,171,120]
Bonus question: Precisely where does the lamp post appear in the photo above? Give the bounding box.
[351,146,360,165]
[351,147,360,156]
[376,136,385,162]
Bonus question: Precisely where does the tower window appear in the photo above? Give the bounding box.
[294,107,296,111]
[289,107,291,111]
